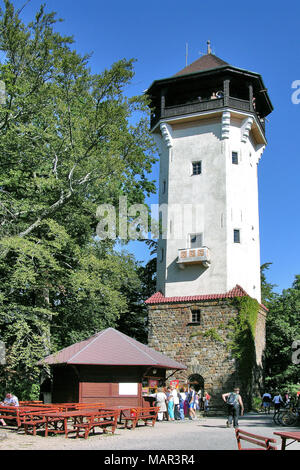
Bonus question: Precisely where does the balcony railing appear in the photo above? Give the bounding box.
[177,247,211,268]
[151,97,265,134]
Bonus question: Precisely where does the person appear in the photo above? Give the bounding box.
[262,391,272,414]
[210,92,217,100]
[188,387,196,420]
[179,387,186,420]
[194,392,200,414]
[272,392,284,412]
[0,392,19,426]
[183,387,189,417]
[3,393,19,407]
[283,391,291,407]
[167,387,175,421]
[150,387,167,421]
[204,392,211,412]
[170,385,180,420]
[222,387,244,428]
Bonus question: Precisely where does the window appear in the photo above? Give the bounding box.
[234,229,240,243]
[162,180,166,194]
[232,151,238,165]
[160,247,164,262]
[192,161,202,175]
[189,233,203,248]
[191,309,201,324]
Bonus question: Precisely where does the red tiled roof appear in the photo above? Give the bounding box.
[39,328,186,370]
[174,53,229,77]
[145,285,268,311]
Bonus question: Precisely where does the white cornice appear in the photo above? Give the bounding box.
[160,122,173,148]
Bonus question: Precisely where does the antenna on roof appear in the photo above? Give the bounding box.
[185,43,188,66]
[207,40,212,54]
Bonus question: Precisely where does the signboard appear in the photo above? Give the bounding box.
[170,379,179,388]
[148,379,158,388]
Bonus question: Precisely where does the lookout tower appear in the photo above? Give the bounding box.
[147,46,273,304]
[146,46,273,404]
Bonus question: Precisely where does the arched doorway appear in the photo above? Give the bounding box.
[188,374,205,410]
[188,373,204,392]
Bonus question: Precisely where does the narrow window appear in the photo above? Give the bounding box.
[160,247,164,262]
[189,233,203,248]
[191,309,201,324]
[232,151,238,165]
[162,180,166,194]
[192,161,202,175]
[233,229,240,243]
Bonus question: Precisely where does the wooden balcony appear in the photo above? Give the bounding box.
[151,97,265,134]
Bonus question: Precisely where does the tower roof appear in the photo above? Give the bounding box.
[39,327,187,370]
[174,53,229,77]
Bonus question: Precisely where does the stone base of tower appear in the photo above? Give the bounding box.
[147,290,267,412]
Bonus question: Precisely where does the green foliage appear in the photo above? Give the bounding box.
[0,1,157,398]
[261,263,279,307]
[190,328,224,343]
[264,275,300,390]
[230,296,260,394]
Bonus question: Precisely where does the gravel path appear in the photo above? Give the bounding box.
[0,412,299,451]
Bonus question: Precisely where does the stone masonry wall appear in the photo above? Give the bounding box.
[148,298,267,409]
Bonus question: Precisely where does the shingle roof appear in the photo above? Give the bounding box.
[174,53,229,77]
[39,328,186,370]
[146,285,268,311]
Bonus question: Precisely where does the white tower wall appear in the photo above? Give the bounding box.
[154,110,265,303]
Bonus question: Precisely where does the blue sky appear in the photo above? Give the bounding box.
[5,0,300,294]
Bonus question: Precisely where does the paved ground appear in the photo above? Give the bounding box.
[0,412,299,452]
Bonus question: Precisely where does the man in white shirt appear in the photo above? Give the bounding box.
[0,392,19,426]
[171,386,180,420]
[3,393,19,407]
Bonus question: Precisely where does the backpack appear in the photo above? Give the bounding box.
[227,393,238,407]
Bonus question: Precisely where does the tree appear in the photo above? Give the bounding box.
[260,262,278,307]
[0,1,157,398]
[264,274,300,391]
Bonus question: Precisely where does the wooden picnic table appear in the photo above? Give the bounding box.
[0,405,57,427]
[101,406,140,425]
[273,431,300,450]
[43,409,109,438]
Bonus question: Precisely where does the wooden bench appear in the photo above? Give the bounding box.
[72,403,105,411]
[19,401,43,406]
[0,405,27,427]
[235,428,277,450]
[73,410,119,439]
[123,406,160,430]
[0,405,59,428]
[21,409,60,436]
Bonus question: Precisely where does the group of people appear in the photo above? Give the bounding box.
[261,390,293,414]
[151,386,211,422]
[0,392,19,426]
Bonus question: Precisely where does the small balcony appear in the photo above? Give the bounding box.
[177,247,211,269]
